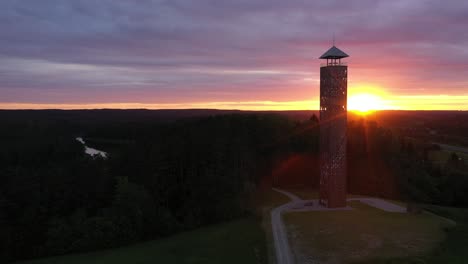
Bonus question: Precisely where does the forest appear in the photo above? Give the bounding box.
[0,110,317,262]
[347,113,468,206]
[1,110,467,263]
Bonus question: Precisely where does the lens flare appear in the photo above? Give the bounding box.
[348,93,386,114]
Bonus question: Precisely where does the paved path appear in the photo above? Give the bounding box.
[435,142,468,155]
[271,188,297,264]
[270,189,407,264]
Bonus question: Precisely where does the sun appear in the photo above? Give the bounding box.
[348,93,386,114]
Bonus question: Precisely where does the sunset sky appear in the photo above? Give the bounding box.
[1,0,467,110]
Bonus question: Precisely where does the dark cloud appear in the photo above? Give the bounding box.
[0,0,467,105]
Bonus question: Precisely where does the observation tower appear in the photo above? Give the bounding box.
[318,45,349,208]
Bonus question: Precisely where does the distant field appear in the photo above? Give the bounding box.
[16,217,266,264]
[428,149,468,166]
[284,201,452,264]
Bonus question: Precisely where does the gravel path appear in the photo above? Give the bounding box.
[271,191,296,264]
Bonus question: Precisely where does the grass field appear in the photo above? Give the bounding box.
[284,201,452,264]
[283,187,367,200]
[355,205,468,264]
[283,187,319,199]
[254,187,291,213]
[17,217,266,264]
[421,205,468,264]
[17,188,287,264]
[17,186,466,264]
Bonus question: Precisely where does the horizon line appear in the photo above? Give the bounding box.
[0,108,466,112]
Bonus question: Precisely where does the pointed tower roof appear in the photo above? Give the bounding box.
[319,46,349,59]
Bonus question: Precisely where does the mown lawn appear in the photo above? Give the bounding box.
[283,187,319,200]
[354,205,468,264]
[284,201,452,264]
[283,187,368,200]
[254,187,291,212]
[422,205,468,264]
[16,217,266,264]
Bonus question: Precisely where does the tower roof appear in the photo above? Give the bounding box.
[319,46,349,59]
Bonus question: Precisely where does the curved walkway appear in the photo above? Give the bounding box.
[270,189,297,264]
[270,188,407,264]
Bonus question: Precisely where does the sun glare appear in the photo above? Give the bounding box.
[348,93,386,114]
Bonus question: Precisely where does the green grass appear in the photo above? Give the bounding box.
[283,187,368,200]
[418,205,468,264]
[17,217,266,264]
[353,205,468,264]
[283,187,319,200]
[16,188,288,264]
[284,201,451,264]
[254,188,290,212]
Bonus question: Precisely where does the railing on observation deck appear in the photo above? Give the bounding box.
[320,62,348,67]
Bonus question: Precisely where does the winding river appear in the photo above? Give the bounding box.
[76,137,107,158]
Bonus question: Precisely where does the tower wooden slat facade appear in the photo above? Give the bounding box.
[319,45,349,208]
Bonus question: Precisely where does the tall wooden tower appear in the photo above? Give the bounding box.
[318,45,349,208]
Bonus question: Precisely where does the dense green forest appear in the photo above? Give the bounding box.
[0,110,318,263]
[1,110,468,263]
[347,116,468,206]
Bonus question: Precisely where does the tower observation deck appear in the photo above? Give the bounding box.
[318,45,349,208]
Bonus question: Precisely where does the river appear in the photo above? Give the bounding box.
[76,137,108,158]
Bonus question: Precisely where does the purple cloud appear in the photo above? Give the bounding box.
[0,0,467,106]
